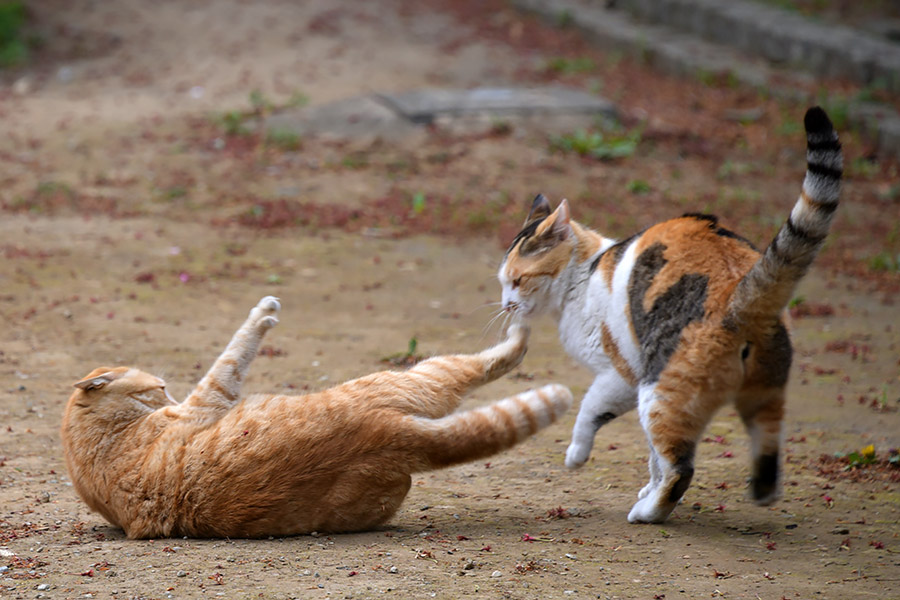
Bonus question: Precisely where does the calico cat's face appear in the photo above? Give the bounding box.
[498,195,574,319]
[70,366,176,412]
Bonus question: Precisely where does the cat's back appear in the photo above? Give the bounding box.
[595,213,760,312]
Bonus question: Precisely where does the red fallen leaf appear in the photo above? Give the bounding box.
[870,540,885,549]
[823,495,834,508]
[766,542,777,551]
[348,571,358,577]
[457,535,469,541]
[481,545,492,552]
[484,463,491,469]
[715,482,729,490]
[522,533,536,542]
[80,568,94,577]
[717,451,734,458]
[714,504,726,512]
[209,573,224,584]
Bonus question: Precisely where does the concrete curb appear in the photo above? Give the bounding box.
[513,0,900,158]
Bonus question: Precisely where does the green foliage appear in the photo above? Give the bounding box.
[843,444,878,469]
[866,251,900,273]
[219,110,249,136]
[0,1,27,67]
[266,128,301,151]
[249,89,273,113]
[411,192,426,215]
[849,156,878,179]
[626,179,651,194]
[551,128,641,161]
[554,9,574,27]
[544,56,595,75]
[788,295,805,309]
[287,91,310,108]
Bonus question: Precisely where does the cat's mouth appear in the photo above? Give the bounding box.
[504,301,536,318]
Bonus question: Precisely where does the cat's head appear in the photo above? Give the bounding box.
[498,194,575,319]
[67,366,176,414]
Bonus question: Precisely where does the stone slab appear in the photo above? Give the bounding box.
[265,86,619,142]
[376,87,617,124]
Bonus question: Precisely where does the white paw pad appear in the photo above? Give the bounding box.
[260,316,279,329]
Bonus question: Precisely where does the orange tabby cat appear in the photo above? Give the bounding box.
[61,297,572,538]
[498,107,842,523]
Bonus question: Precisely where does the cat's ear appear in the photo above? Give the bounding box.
[524,193,553,226]
[73,371,117,391]
[536,198,572,242]
[550,198,572,240]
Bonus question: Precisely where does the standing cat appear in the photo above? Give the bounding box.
[60,297,572,538]
[497,107,841,523]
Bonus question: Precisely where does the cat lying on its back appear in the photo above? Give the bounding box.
[61,297,572,539]
[497,107,842,523]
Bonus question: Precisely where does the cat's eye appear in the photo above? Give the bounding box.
[512,277,522,289]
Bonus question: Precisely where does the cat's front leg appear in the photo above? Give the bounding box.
[564,369,636,468]
[182,296,280,412]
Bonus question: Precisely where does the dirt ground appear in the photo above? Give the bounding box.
[1,1,899,599]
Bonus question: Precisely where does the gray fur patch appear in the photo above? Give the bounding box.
[628,243,708,382]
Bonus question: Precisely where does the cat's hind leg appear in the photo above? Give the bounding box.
[736,387,785,505]
[564,369,636,468]
[627,382,713,524]
[182,296,280,412]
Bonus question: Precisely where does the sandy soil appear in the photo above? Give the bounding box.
[1,1,898,599]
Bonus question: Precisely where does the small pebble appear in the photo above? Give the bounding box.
[37,584,50,591]
[176,570,187,577]
[491,570,502,578]
[388,566,398,574]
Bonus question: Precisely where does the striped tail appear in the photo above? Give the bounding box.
[727,106,842,325]
[413,384,573,471]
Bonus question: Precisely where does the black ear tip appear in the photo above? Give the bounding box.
[804,106,833,133]
[531,193,549,207]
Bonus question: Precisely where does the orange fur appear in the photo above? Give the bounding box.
[61,297,572,538]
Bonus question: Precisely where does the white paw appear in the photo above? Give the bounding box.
[627,496,661,524]
[627,494,671,524]
[250,297,280,330]
[258,296,281,313]
[565,443,590,469]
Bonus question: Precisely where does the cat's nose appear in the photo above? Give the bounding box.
[503,300,519,313]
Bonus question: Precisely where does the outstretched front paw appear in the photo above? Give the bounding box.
[251,296,281,329]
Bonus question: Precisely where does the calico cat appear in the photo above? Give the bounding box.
[497,107,842,523]
[60,297,572,539]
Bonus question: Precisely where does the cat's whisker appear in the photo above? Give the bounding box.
[479,308,508,342]
[465,301,503,317]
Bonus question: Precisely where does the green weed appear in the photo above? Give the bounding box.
[412,192,426,215]
[551,128,641,161]
[219,110,249,136]
[0,1,27,67]
[627,179,651,194]
[266,128,301,151]
[544,56,595,75]
[866,251,900,272]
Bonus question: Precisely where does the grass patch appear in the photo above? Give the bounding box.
[266,128,301,151]
[0,1,28,68]
[544,56,595,75]
[550,127,641,161]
